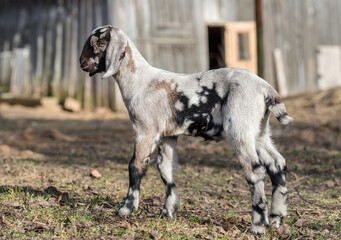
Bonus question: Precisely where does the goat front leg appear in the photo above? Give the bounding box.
[118,140,154,217]
[157,137,180,218]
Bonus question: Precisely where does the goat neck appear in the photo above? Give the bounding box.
[112,39,152,105]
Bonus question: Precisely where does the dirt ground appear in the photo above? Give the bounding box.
[0,87,340,239]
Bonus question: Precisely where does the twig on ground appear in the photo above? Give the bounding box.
[294,187,330,210]
[294,234,310,240]
[288,175,312,191]
[288,208,315,212]
[233,210,252,214]
[183,208,317,216]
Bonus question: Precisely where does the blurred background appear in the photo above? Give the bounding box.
[1,0,340,112]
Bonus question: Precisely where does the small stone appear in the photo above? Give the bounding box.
[90,168,102,178]
[64,97,81,112]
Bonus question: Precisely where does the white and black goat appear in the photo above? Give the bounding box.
[79,25,293,234]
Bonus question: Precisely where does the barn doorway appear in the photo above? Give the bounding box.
[208,26,225,69]
[207,22,258,74]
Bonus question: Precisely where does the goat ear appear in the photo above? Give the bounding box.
[102,30,127,79]
[102,68,115,79]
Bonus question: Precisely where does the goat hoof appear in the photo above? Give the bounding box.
[117,206,132,217]
[252,225,266,235]
[269,215,282,228]
[161,208,177,218]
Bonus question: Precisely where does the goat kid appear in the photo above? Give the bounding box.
[79,25,293,234]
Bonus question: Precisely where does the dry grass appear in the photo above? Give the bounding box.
[0,88,340,239]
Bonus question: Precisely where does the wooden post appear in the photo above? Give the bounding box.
[62,16,72,101]
[83,0,94,111]
[255,0,264,78]
[0,51,12,91]
[76,0,87,105]
[68,3,79,98]
[53,21,63,99]
[273,48,288,96]
[94,1,103,108]
[35,35,44,97]
[10,48,31,97]
[193,0,208,72]
[42,29,53,96]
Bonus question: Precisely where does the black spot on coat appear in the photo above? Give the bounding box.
[175,83,225,140]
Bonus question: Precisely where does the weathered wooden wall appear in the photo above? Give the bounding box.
[203,0,255,22]
[110,0,254,74]
[5,0,340,110]
[0,0,112,110]
[0,0,255,111]
[262,0,341,94]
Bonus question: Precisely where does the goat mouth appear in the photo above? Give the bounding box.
[81,64,98,77]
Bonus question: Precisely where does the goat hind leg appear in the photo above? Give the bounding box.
[257,137,288,228]
[157,137,180,218]
[234,143,269,234]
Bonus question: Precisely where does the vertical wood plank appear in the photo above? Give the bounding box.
[52,20,63,99]
[35,35,44,97]
[68,0,79,98]
[0,51,12,91]
[94,0,103,108]
[192,0,208,72]
[83,0,94,111]
[63,15,72,100]
[10,48,31,97]
[42,28,53,96]
[273,48,288,96]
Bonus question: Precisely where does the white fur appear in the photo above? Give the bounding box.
[118,206,131,217]
[174,100,184,111]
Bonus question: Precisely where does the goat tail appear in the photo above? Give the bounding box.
[264,85,294,125]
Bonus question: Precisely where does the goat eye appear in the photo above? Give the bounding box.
[98,40,106,47]
[119,52,125,60]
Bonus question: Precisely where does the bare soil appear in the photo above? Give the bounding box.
[0,87,340,239]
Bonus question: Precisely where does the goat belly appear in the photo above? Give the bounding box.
[183,115,224,141]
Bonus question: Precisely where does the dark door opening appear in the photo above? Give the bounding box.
[208,26,225,69]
